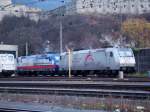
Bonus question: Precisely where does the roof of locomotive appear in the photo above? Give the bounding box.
[61,47,132,55]
[61,48,115,55]
[18,52,60,59]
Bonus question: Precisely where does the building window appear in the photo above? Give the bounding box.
[141,4,144,8]
[143,10,147,13]
[90,4,93,8]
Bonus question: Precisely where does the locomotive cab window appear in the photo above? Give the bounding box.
[110,52,113,57]
[48,57,52,61]
[8,56,13,61]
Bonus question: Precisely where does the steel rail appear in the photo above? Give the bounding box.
[0,81,149,91]
[0,79,149,99]
[0,108,41,112]
[0,77,150,82]
[0,87,149,99]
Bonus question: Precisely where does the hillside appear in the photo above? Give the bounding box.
[0,14,149,55]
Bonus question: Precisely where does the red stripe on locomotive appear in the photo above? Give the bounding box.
[17,65,58,70]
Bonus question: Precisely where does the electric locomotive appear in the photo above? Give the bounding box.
[17,53,60,76]
[59,47,136,76]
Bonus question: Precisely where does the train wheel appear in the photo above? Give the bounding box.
[82,71,87,77]
[89,70,94,76]
[72,71,78,77]
[111,70,117,77]
[109,71,114,78]
[103,70,107,77]
[96,71,102,77]
[63,71,68,77]
[82,74,86,77]
[3,73,11,77]
[50,73,55,77]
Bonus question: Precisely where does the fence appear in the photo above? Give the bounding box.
[134,48,150,72]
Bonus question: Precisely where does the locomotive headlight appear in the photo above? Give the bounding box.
[129,58,136,64]
[120,59,125,64]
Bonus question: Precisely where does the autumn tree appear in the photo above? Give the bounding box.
[121,18,150,48]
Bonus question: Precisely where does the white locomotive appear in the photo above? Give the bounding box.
[59,47,136,76]
[0,54,16,76]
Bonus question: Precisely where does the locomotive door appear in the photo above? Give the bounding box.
[60,54,68,70]
[107,51,115,70]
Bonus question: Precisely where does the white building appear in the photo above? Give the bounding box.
[66,0,150,15]
[0,0,11,6]
[0,0,42,21]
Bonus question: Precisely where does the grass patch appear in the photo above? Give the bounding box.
[127,72,149,78]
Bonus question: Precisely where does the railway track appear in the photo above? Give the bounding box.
[0,108,40,112]
[0,87,149,99]
[0,80,149,99]
[0,81,150,90]
[0,76,150,82]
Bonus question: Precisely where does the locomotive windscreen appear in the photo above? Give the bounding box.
[118,48,133,57]
[0,51,16,58]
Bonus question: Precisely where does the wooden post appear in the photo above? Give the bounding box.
[68,49,72,78]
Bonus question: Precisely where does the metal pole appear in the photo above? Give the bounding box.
[60,21,63,54]
[25,42,28,56]
[120,0,123,46]
[138,52,140,72]
[59,0,64,54]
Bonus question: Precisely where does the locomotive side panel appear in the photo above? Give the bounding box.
[60,49,108,71]
[79,50,107,70]
[60,52,84,70]
[17,53,60,75]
